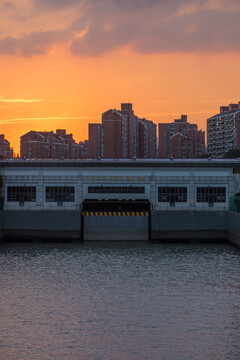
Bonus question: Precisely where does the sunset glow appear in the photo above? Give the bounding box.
[1,0,240,154]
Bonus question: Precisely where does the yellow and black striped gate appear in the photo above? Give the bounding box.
[82,211,149,217]
[81,199,151,241]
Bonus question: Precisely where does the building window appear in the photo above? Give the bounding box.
[196,187,226,203]
[46,186,75,203]
[158,187,187,203]
[88,186,145,194]
[7,186,36,202]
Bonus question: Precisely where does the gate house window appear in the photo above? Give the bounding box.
[158,187,187,203]
[7,186,36,202]
[197,187,226,203]
[88,186,145,194]
[46,186,75,202]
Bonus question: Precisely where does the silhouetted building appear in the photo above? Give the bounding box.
[20,129,83,159]
[138,118,157,159]
[88,124,103,159]
[102,108,128,159]
[89,103,157,159]
[207,102,240,158]
[158,115,205,158]
[0,134,13,158]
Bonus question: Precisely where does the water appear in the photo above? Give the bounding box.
[0,242,240,360]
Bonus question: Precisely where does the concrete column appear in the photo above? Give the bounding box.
[77,175,83,209]
[189,175,195,208]
[229,175,237,198]
[150,175,156,210]
[38,174,44,209]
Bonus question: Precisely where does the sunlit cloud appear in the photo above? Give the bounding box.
[0,98,45,103]
[147,110,216,117]
[0,0,240,57]
[0,115,99,124]
[194,99,239,104]
[149,100,175,104]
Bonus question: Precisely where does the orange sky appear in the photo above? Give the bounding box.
[1,0,240,155]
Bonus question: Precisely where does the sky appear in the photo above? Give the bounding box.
[1,0,240,155]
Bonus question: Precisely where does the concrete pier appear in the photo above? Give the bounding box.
[152,211,228,241]
[0,211,81,241]
[228,212,240,247]
[0,210,240,246]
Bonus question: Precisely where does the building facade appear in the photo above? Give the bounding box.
[89,103,157,159]
[207,102,240,158]
[138,118,157,159]
[1,159,238,212]
[0,135,13,158]
[102,108,128,159]
[20,129,84,159]
[158,115,205,159]
[88,124,103,159]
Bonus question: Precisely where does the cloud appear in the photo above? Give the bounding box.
[0,97,45,103]
[70,0,240,56]
[0,30,70,56]
[0,0,240,57]
[0,115,99,124]
[149,100,175,104]
[147,110,216,118]
[33,0,80,11]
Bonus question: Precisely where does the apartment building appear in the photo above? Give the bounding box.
[0,134,13,158]
[207,102,240,158]
[101,108,128,159]
[20,129,84,159]
[158,115,205,158]
[89,103,157,159]
[88,124,103,159]
[138,118,157,159]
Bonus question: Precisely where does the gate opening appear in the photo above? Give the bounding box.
[81,199,151,241]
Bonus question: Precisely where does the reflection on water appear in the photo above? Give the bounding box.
[0,242,240,360]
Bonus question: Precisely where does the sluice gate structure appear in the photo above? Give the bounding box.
[81,199,151,241]
[0,158,240,245]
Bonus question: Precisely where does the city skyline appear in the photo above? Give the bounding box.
[4,99,240,159]
[1,1,240,153]
[5,102,207,158]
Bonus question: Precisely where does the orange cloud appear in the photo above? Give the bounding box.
[0,0,240,57]
[0,98,45,103]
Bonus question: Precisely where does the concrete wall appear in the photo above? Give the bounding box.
[84,216,148,241]
[1,209,240,245]
[0,211,3,239]
[1,211,81,241]
[228,212,240,247]
[152,211,228,240]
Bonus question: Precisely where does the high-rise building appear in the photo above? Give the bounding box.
[0,134,13,158]
[138,118,157,159]
[93,103,157,159]
[20,129,83,159]
[158,115,205,158]
[207,102,240,158]
[120,103,139,159]
[101,108,128,159]
[88,124,103,159]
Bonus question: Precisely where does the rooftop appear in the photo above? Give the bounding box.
[0,158,239,168]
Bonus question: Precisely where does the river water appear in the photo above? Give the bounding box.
[0,242,240,360]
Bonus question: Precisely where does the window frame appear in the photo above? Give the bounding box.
[88,186,145,194]
[196,186,226,204]
[158,186,188,204]
[7,185,37,203]
[45,186,75,203]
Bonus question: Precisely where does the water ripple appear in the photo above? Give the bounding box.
[0,242,240,360]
